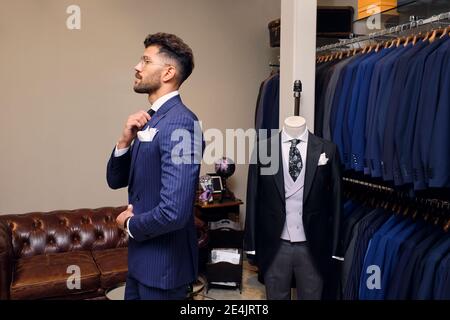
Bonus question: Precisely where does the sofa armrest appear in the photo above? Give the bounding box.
[0,221,13,300]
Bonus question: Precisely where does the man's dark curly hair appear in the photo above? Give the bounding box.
[144,32,194,85]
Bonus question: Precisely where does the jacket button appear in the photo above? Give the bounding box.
[136,195,140,202]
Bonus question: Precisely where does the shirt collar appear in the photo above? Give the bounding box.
[150,90,179,113]
[282,126,309,144]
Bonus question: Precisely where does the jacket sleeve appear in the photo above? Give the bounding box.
[128,116,202,242]
[106,146,132,190]
[330,143,344,259]
[244,143,259,252]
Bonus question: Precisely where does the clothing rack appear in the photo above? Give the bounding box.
[269,56,280,68]
[316,11,450,53]
[269,55,280,68]
[343,177,450,207]
[343,174,450,299]
[343,176,450,233]
[343,177,394,192]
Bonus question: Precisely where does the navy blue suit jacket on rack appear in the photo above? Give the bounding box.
[255,73,279,135]
[358,214,401,299]
[394,229,444,299]
[428,37,450,188]
[412,37,450,189]
[381,40,429,182]
[350,49,391,172]
[345,52,376,169]
[366,45,409,178]
[385,223,434,299]
[394,37,448,185]
[343,208,388,300]
[371,219,421,300]
[332,54,366,166]
[371,45,412,180]
[107,95,203,290]
[363,46,396,176]
[435,252,450,299]
[319,35,450,189]
[416,236,450,299]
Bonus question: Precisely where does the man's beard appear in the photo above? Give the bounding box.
[133,74,161,94]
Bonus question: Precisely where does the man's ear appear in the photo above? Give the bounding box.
[162,65,177,83]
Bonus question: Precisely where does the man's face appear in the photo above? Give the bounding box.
[133,45,166,94]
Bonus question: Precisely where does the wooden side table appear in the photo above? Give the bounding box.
[195,199,243,223]
[194,199,244,293]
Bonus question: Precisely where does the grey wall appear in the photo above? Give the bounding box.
[0,0,280,214]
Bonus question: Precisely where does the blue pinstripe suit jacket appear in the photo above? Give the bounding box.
[107,95,203,289]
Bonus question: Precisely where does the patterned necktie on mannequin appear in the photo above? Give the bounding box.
[289,139,302,181]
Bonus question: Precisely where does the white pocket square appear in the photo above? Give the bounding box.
[137,127,158,142]
[318,153,329,166]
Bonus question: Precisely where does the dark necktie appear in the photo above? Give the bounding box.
[289,139,302,181]
[148,109,155,117]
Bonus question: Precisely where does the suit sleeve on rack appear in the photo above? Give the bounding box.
[330,143,344,258]
[243,142,260,253]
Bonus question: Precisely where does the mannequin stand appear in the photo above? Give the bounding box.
[293,80,302,116]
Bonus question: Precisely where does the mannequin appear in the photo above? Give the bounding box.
[244,113,343,300]
[283,115,307,138]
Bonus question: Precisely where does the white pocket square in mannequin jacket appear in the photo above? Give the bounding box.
[318,152,329,166]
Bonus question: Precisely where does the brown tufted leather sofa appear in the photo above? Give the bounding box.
[0,207,208,300]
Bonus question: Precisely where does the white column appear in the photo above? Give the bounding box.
[280,0,317,131]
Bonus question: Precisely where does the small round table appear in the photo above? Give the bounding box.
[105,283,126,300]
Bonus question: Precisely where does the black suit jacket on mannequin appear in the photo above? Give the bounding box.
[244,131,343,295]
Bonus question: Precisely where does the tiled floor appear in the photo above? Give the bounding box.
[193,261,266,300]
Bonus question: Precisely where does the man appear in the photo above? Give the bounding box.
[107,33,203,300]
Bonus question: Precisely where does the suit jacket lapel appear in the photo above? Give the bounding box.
[303,132,323,203]
[129,95,181,184]
[129,138,141,186]
[273,132,285,204]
